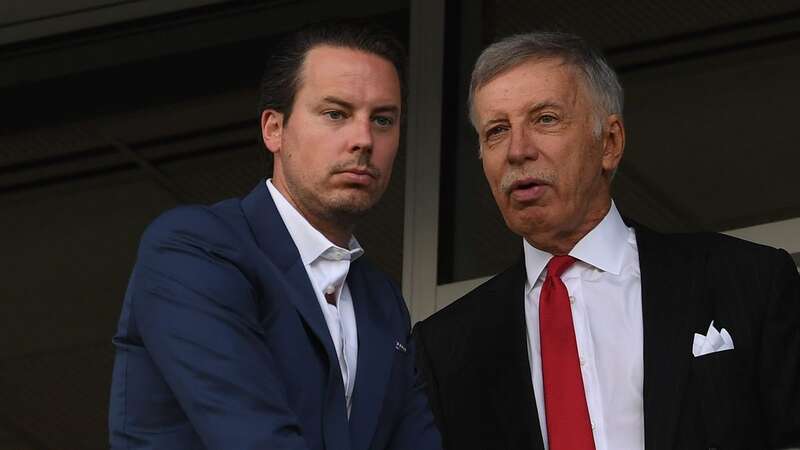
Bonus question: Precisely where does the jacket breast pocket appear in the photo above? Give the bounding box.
[692,349,760,449]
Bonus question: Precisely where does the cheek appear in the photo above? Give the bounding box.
[375,156,396,183]
[482,158,504,192]
[573,152,601,189]
[296,133,333,162]
[374,136,399,169]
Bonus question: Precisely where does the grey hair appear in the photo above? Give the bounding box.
[468,31,623,135]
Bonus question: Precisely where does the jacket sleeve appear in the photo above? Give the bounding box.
[412,320,446,437]
[128,207,311,450]
[384,287,443,450]
[759,249,800,448]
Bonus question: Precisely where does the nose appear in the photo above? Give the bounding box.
[349,116,374,153]
[506,125,538,165]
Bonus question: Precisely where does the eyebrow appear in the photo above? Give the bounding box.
[481,100,563,128]
[322,96,354,110]
[322,96,400,115]
[482,117,508,129]
[529,100,562,113]
[373,105,400,115]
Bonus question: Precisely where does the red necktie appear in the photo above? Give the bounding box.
[539,255,595,450]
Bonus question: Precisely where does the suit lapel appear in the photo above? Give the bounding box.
[468,224,701,450]
[484,261,546,450]
[241,181,351,450]
[241,181,339,362]
[636,226,702,450]
[347,261,394,450]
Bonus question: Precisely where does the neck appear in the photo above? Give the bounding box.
[306,218,354,249]
[525,197,612,256]
[271,177,355,249]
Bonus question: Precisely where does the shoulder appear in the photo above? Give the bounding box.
[131,198,262,311]
[636,226,791,265]
[698,232,796,282]
[135,198,261,284]
[413,262,524,379]
[636,227,797,294]
[140,198,247,251]
[700,231,790,260]
[415,262,523,340]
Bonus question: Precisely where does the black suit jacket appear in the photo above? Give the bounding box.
[413,227,800,450]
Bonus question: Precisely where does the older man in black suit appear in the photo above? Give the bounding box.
[413,31,800,450]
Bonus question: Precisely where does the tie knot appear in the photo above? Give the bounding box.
[547,255,576,278]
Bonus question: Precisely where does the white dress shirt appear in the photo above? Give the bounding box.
[523,203,644,450]
[267,179,363,417]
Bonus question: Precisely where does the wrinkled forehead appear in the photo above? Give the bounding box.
[472,56,598,120]
[483,55,575,86]
[475,58,589,112]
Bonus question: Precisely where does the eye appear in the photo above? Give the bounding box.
[324,110,347,120]
[373,115,394,127]
[538,114,558,125]
[485,125,508,141]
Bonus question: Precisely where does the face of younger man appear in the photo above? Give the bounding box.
[262,45,402,230]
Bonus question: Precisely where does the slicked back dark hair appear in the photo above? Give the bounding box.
[258,20,407,124]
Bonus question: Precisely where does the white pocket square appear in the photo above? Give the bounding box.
[692,320,734,357]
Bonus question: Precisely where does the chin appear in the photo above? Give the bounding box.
[327,193,378,216]
[504,209,553,238]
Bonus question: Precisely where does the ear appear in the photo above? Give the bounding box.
[261,109,285,154]
[601,113,625,175]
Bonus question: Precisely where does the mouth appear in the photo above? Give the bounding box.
[508,177,548,202]
[334,167,378,186]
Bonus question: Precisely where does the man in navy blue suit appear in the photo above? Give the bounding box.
[109,21,442,450]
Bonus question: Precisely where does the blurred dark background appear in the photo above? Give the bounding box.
[1,1,798,448]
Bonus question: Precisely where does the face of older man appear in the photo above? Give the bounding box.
[474,57,624,254]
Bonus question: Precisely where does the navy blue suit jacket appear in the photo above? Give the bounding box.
[109,181,441,450]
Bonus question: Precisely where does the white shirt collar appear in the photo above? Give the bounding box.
[266,179,364,266]
[524,202,630,291]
